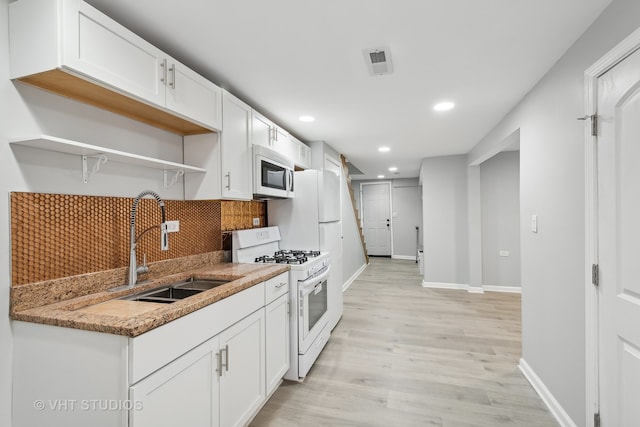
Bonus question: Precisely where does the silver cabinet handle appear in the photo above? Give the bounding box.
[160,59,167,85]
[275,282,287,288]
[225,172,231,190]
[169,63,176,89]
[216,351,222,376]
[223,345,229,371]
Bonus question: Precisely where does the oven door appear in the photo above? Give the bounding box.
[298,265,330,354]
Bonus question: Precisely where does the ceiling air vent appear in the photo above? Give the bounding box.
[364,47,393,76]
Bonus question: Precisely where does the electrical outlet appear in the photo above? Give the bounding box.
[253,217,260,226]
[499,251,509,257]
[166,220,180,233]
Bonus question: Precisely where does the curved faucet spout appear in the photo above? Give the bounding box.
[129,190,169,287]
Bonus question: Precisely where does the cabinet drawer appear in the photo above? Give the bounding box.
[265,272,289,304]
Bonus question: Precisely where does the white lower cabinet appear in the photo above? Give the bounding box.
[265,293,290,395]
[130,337,219,427]
[130,309,265,427]
[12,279,290,427]
[219,309,266,427]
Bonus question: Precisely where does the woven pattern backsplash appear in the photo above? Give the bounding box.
[220,200,266,231]
[11,192,221,285]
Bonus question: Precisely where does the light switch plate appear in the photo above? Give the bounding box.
[531,215,538,233]
[499,251,509,257]
[253,217,260,226]
[166,220,180,233]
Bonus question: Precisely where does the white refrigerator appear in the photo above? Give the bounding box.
[268,169,344,331]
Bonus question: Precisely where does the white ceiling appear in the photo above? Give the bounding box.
[86,0,612,179]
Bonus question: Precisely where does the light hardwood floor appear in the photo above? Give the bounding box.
[251,257,557,427]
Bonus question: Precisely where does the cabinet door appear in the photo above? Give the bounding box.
[252,111,274,147]
[265,293,290,395]
[221,91,253,200]
[272,127,291,158]
[166,59,223,131]
[130,336,220,427]
[219,309,266,427]
[65,0,166,106]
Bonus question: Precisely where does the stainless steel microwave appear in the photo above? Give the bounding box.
[253,145,294,199]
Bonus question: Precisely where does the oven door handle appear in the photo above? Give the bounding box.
[299,265,331,296]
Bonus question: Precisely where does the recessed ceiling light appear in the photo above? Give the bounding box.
[388,167,398,172]
[377,175,385,179]
[434,101,455,111]
[299,115,315,122]
[378,147,390,153]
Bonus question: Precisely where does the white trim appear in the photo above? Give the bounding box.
[422,281,469,291]
[583,25,640,427]
[483,285,522,294]
[391,255,416,261]
[467,286,485,294]
[343,263,368,292]
[519,358,578,427]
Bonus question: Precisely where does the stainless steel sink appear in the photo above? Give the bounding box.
[121,278,231,304]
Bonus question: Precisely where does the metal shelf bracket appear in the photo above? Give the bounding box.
[164,169,185,190]
[82,155,108,183]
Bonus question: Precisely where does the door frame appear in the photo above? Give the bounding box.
[360,181,394,257]
[584,25,640,427]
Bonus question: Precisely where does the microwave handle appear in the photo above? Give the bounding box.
[287,169,293,192]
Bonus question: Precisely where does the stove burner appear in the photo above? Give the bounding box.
[254,250,319,264]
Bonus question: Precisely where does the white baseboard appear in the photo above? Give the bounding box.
[483,285,522,294]
[422,281,522,295]
[518,358,577,427]
[343,263,368,292]
[392,255,417,261]
[422,281,469,291]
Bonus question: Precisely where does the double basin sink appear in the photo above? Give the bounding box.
[121,277,231,304]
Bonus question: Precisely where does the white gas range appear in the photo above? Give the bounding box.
[231,226,331,381]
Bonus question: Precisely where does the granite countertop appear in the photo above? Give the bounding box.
[11,263,289,337]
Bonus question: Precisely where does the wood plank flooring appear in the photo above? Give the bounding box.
[251,257,557,427]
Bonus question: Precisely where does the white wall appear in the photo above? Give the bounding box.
[392,179,422,259]
[341,173,366,285]
[480,151,520,287]
[467,0,640,424]
[419,155,469,285]
[1,1,188,423]
[1,1,15,424]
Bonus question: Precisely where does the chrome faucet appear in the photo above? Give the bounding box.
[128,190,169,287]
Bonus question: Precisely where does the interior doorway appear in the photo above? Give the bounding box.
[360,182,392,256]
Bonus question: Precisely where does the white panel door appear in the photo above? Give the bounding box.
[219,309,265,427]
[252,111,274,147]
[597,47,640,427]
[69,0,166,106]
[221,91,252,199]
[265,294,290,395]
[362,183,391,256]
[130,336,219,427]
[165,58,222,131]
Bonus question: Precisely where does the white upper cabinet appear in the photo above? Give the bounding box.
[272,127,291,157]
[251,110,311,169]
[9,0,222,135]
[289,135,311,170]
[220,91,253,200]
[251,111,275,148]
[164,57,222,131]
